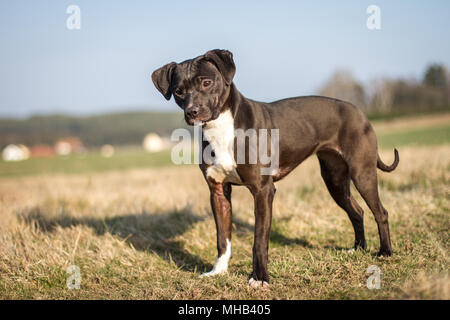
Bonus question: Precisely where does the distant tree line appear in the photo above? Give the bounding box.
[0,111,190,149]
[320,63,450,118]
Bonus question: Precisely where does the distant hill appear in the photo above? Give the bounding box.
[2,107,449,149]
[0,111,191,148]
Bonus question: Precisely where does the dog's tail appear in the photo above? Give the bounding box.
[377,149,399,172]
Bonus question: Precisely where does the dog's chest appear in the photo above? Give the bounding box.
[203,110,242,184]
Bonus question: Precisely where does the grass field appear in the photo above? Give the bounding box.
[0,148,172,178]
[0,114,449,299]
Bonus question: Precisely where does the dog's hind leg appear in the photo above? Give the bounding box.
[350,163,392,256]
[317,151,366,250]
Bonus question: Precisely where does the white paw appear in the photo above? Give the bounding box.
[346,248,356,254]
[199,240,232,278]
[248,278,269,289]
[199,269,227,278]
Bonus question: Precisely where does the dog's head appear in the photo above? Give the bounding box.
[152,49,235,126]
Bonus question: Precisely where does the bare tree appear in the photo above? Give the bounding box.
[368,78,394,113]
[319,70,367,109]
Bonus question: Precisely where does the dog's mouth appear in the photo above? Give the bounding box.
[186,113,221,127]
[184,100,221,126]
[185,112,218,126]
[185,116,207,126]
[188,119,205,126]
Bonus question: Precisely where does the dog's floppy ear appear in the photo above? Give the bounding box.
[204,49,236,85]
[152,62,177,100]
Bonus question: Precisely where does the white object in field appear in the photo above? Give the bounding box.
[143,133,164,152]
[100,144,115,158]
[55,141,72,156]
[2,144,30,162]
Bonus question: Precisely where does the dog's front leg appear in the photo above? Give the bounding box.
[200,181,233,277]
[248,181,275,288]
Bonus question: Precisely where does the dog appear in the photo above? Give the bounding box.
[152,49,399,288]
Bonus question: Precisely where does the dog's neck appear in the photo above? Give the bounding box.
[222,83,267,131]
[202,83,242,146]
[225,83,243,119]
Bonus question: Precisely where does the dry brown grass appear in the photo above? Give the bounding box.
[0,144,449,299]
[372,112,450,133]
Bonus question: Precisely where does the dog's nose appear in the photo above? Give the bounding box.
[186,106,199,119]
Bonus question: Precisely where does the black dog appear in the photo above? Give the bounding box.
[152,49,399,287]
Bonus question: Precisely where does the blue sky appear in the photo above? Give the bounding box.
[0,0,449,117]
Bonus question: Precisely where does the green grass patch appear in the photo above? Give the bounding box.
[377,124,450,149]
[0,149,174,177]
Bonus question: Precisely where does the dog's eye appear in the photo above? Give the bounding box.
[174,88,183,96]
[202,80,213,88]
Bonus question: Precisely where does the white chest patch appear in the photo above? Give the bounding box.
[203,110,242,184]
